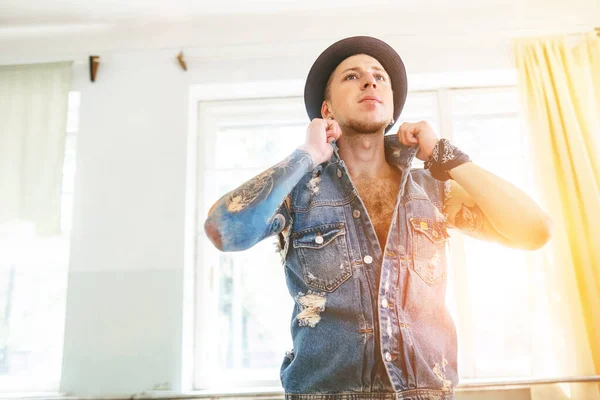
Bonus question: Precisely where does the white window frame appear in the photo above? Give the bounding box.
[185,70,521,391]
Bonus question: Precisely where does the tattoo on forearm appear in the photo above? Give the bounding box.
[226,169,274,212]
[205,149,313,251]
[225,149,313,213]
[455,203,485,236]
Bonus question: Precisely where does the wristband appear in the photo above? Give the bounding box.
[424,138,471,181]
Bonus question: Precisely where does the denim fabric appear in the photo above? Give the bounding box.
[278,135,458,400]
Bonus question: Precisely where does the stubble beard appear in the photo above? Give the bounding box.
[338,117,388,137]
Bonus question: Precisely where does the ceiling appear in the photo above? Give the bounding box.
[0,0,455,23]
[0,0,597,65]
[2,0,579,25]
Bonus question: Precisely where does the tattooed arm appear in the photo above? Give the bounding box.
[204,118,342,252]
[204,149,313,251]
[443,163,552,250]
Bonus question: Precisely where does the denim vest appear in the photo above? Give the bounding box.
[278,135,459,399]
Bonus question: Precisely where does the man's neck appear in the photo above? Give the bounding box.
[337,133,392,180]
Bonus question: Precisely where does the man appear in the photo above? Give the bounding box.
[204,36,552,399]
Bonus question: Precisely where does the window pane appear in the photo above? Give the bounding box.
[401,91,438,122]
[462,239,532,378]
[450,88,534,379]
[453,116,529,191]
[214,124,306,171]
[394,91,439,169]
[0,239,69,391]
[452,88,520,116]
[213,241,293,371]
[197,98,304,388]
[0,91,78,392]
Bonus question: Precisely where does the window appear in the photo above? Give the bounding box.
[446,88,535,379]
[0,91,80,392]
[195,98,307,388]
[194,86,539,389]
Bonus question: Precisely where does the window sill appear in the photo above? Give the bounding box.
[4,376,600,400]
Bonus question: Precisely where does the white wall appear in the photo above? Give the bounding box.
[61,50,190,395]
[0,2,597,396]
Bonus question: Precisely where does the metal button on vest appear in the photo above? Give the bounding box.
[364,255,373,264]
[337,169,342,178]
[352,209,361,218]
[381,298,389,308]
[315,235,324,244]
[385,352,392,362]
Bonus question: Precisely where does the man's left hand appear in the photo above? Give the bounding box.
[396,121,439,161]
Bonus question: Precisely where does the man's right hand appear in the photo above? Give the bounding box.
[298,118,342,169]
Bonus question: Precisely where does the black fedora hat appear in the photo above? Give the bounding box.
[304,36,408,133]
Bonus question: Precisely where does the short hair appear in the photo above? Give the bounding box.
[323,73,335,102]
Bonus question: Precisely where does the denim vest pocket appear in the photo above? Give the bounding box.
[409,217,450,286]
[292,223,352,292]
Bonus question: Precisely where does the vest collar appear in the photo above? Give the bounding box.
[328,134,417,169]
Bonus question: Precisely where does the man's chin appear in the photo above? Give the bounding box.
[345,119,389,135]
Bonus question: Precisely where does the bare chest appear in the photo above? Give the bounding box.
[354,176,401,250]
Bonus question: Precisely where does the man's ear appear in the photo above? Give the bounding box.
[321,101,333,120]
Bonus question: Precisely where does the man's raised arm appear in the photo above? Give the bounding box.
[204,119,342,251]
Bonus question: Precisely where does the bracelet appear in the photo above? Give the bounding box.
[424,138,471,181]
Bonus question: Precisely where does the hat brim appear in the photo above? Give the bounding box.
[304,36,407,134]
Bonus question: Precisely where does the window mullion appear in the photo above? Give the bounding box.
[438,88,477,378]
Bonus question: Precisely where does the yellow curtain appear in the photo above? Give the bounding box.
[514,32,600,399]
